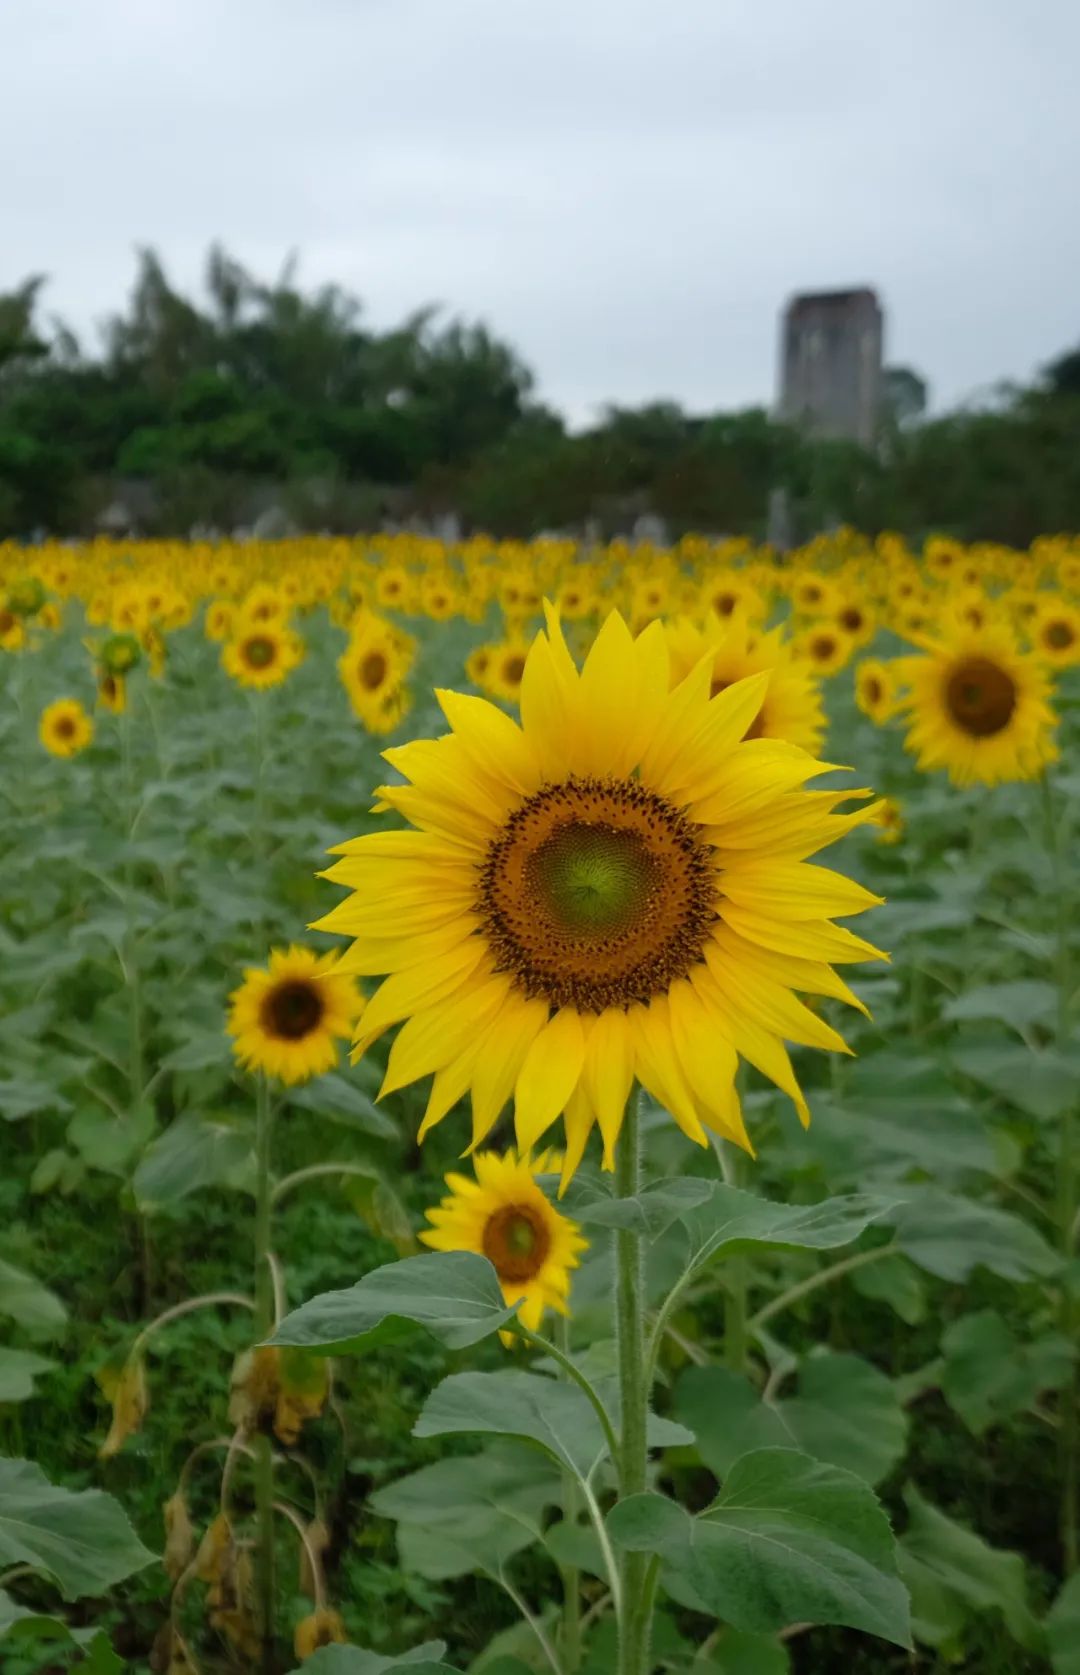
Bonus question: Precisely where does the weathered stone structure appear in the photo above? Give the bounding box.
[778,288,883,448]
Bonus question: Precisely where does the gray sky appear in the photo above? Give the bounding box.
[5,0,1080,424]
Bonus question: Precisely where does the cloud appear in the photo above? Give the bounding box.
[4,0,1079,423]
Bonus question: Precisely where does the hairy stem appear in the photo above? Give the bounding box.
[254,1075,276,1664]
[615,1089,650,1675]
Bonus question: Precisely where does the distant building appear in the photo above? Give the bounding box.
[778,288,884,448]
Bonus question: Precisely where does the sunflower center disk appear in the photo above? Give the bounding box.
[945,655,1018,738]
[262,980,324,1041]
[480,776,717,1012]
[483,1204,551,1283]
[246,636,275,668]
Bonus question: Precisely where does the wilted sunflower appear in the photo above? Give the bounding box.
[39,698,94,758]
[896,623,1057,787]
[665,616,826,755]
[222,624,303,690]
[97,671,127,714]
[421,1149,587,1332]
[317,608,883,1185]
[228,946,362,1084]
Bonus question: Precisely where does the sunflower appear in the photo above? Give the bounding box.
[222,625,303,690]
[317,608,883,1187]
[854,658,897,723]
[1030,598,1080,669]
[665,616,826,755]
[338,618,413,730]
[874,797,904,845]
[794,624,855,677]
[205,601,236,642]
[485,638,531,704]
[39,698,94,758]
[238,584,289,628]
[896,623,1058,787]
[0,605,26,651]
[228,946,363,1085]
[833,596,875,647]
[421,1149,587,1333]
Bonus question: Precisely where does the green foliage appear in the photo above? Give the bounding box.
[0,1457,156,1598]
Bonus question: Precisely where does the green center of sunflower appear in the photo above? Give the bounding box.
[262,979,324,1041]
[528,825,658,935]
[480,776,716,1011]
[483,1204,551,1283]
[944,655,1017,737]
[245,636,275,669]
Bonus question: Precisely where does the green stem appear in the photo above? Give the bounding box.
[555,1313,582,1673]
[514,1324,620,1469]
[254,1075,276,1665]
[615,1089,650,1675]
[1042,770,1078,1575]
[748,1244,897,1333]
[120,696,144,1110]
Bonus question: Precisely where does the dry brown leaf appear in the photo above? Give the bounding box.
[97,1355,149,1459]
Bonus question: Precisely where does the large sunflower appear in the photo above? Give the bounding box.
[896,622,1058,787]
[664,615,826,755]
[228,946,362,1084]
[421,1149,587,1332]
[317,609,882,1186]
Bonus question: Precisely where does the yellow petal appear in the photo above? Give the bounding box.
[582,1007,635,1168]
[381,976,510,1097]
[469,995,550,1149]
[514,1009,586,1152]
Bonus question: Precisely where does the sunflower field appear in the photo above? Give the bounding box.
[1,527,1079,1675]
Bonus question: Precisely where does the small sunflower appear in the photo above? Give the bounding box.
[854,658,897,724]
[222,625,304,690]
[421,1149,587,1333]
[39,698,94,758]
[205,600,236,642]
[665,616,826,755]
[795,624,855,677]
[874,797,904,845]
[896,623,1058,787]
[338,619,413,731]
[485,638,530,704]
[1030,598,1080,669]
[228,947,363,1085]
[0,605,26,651]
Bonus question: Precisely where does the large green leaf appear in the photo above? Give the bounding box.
[950,1041,1080,1119]
[0,1348,56,1404]
[888,1189,1059,1281]
[693,1629,791,1673]
[133,1113,255,1209]
[608,1449,910,1647]
[0,1590,121,1672]
[941,980,1058,1031]
[562,1176,715,1240]
[0,1079,71,1122]
[677,1185,894,1273]
[370,1444,560,1580]
[0,1457,156,1599]
[1048,1573,1080,1675]
[940,1310,1074,1434]
[301,1646,454,1674]
[0,1259,67,1336]
[288,1072,399,1139]
[271,1252,519,1354]
[899,1486,1041,1651]
[415,1369,688,1482]
[676,1354,907,1486]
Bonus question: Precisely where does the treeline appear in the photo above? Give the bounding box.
[1,244,1079,543]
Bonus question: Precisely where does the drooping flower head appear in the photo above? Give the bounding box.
[421,1148,587,1332]
[228,946,363,1085]
[317,608,883,1187]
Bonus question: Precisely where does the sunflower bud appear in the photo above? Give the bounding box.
[101,631,142,674]
[8,576,46,618]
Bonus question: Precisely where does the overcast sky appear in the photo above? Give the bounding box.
[4,0,1079,425]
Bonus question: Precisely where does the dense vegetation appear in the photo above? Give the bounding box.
[2,247,1080,541]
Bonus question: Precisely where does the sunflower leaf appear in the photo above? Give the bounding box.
[677,1185,895,1274]
[0,1458,157,1599]
[0,1591,121,1672]
[608,1449,911,1647]
[133,1114,256,1210]
[299,1645,454,1673]
[270,1252,519,1354]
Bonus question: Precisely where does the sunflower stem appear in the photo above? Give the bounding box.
[253,1073,277,1665]
[615,1087,650,1675]
[555,1312,582,1672]
[1041,769,1079,1575]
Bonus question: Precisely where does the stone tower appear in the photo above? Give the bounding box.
[778,288,883,448]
